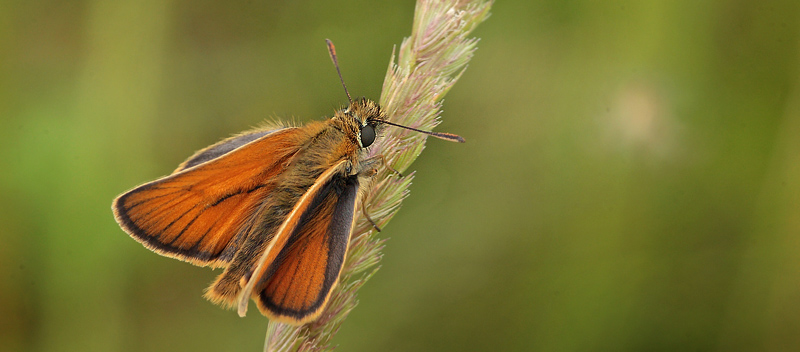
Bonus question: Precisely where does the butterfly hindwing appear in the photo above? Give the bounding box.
[175,129,278,172]
[112,127,304,267]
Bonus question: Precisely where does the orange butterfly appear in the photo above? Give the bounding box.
[112,40,463,325]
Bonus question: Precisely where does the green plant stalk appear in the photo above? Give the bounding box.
[263,1,492,351]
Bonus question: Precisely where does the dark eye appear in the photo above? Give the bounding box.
[360,124,375,147]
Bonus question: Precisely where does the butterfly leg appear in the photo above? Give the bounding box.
[378,154,403,177]
[354,157,384,232]
[361,201,381,232]
[356,154,405,231]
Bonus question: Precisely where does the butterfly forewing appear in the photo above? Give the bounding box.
[113,128,304,267]
[226,158,358,324]
[256,173,358,323]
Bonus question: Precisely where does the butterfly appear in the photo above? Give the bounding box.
[112,40,463,325]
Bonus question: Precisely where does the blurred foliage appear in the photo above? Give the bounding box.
[1,0,799,351]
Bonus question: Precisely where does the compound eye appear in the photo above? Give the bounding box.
[360,124,376,147]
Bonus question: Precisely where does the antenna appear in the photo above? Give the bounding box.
[375,119,466,143]
[326,39,353,104]
[326,39,464,143]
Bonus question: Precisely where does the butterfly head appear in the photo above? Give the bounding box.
[336,97,385,149]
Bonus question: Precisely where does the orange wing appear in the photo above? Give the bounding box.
[235,159,359,324]
[112,128,304,267]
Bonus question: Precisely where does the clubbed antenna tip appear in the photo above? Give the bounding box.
[326,39,353,104]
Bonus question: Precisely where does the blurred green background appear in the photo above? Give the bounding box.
[2,0,800,351]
